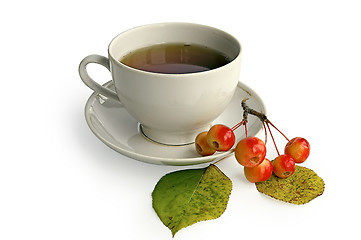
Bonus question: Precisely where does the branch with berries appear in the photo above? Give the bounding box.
[195,98,310,183]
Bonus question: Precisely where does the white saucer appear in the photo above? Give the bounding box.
[84,81,266,165]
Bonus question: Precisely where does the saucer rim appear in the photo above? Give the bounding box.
[84,81,266,165]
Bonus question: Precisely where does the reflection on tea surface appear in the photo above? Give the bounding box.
[120,43,230,74]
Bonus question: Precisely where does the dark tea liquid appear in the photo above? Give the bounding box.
[120,43,230,74]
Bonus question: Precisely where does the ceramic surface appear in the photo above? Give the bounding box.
[85,81,266,165]
[79,22,242,145]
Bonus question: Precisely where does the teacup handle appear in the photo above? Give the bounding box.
[78,54,120,102]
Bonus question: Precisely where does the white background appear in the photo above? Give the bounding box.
[1,0,360,239]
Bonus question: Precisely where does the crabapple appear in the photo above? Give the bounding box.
[195,132,216,156]
[244,158,273,183]
[284,137,310,163]
[272,154,295,178]
[234,137,266,167]
[206,124,235,151]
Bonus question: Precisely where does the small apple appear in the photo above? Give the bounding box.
[272,154,296,178]
[244,158,273,183]
[195,132,216,156]
[206,124,235,151]
[284,137,310,163]
[235,137,266,167]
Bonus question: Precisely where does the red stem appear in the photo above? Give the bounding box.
[263,122,267,145]
[231,120,244,131]
[244,121,248,138]
[266,122,280,156]
[267,120,290,142]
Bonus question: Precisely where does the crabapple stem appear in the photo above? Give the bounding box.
[231,120,244,131]
[241,98,268,122]
[266,122,280,156]
[244,121,248,138]
[241,98,291,156]
[263,122,268,145]
[241,98,289,144]
[267,120,290,142]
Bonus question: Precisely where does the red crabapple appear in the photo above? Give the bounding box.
[244,158,273,183]
[195,132,216,156]
[206,124,235,151]
[272,154,296,178]
[284,137,310,163]
[234,137,266,167]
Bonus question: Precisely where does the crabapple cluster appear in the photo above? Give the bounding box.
[270,137,310,179]
[195,124,235,156]
[194,99,311,183]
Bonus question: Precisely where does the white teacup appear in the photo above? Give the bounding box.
[79,22,241,145]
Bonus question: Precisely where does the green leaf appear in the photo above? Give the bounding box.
[255,165,325,205]
[152,164,232,236]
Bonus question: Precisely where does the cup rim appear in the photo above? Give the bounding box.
[107,22,241,76]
